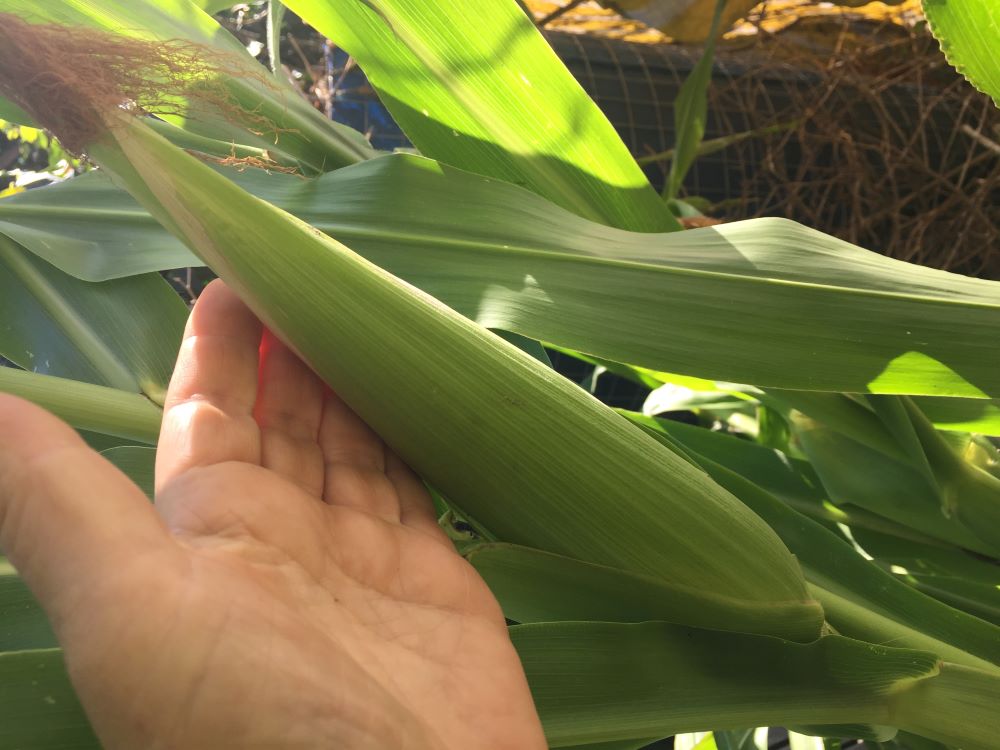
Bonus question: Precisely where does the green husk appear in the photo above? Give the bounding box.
[87,107,815,626]
[0,8,819,639]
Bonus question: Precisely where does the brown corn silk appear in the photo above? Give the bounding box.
[0,15,284,161]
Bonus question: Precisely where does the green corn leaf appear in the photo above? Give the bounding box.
[282,0,678,231]
[0,172,209,279]
[913,396,1000,436]
[865,394,940,492]
[0,573,56,651]
[852,525,1000,590]
[466,542,824,642]
[511,621,998,749]
[15,632,983,750]
[891,661,1000,749]
[908,578,999,628]
[76,108,817,624]
[664,0,726,200]
[145,118,307,173]
[762,391,906,461]
[638,425,1000,669]
[6,157,1000,399]
[898,397,1000,552]
[852,528,1000,625]
[100,446,157,499]
[791,416,962,544]
[628,414,825,505]
[789,725,894,744]
[892,732,951,750]
[563,740,662,750]
[675,733,719,750]
[266,0,286,77]
[0,367,161,444]
[78,430,145,453]
[770,388,1000,452]
[3,1,374,172]
[792,413,1000,556]
[0,649,98,749]
[923,0,1000,106]
[755,403,790,450]
[809,581,998,674]
[621,412,946,545]
[712,729,757,750]
[732,381,1000,440]
[0,236,185,403]
[0,94,35,126]
[492,330,553,368]
[191,0,235,11]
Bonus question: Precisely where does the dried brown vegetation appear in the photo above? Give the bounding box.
[713,17,1000,277]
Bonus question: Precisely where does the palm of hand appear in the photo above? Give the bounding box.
[0,282,545,750]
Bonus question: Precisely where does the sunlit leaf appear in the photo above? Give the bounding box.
[6,157,1000,398]
[923,0,1000,106]
[511,621,994,748]
[283,0,678,231]
[664,0,725,200]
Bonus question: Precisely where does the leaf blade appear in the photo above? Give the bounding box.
[0,236,186,403]
[511,621,946,747]
[283,0,678,231]
[923,0,1000,106]
[6,156,1000,398]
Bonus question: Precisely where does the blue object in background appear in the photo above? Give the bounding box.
[325,46,410,153]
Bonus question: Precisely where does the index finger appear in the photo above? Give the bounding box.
[155,280,263,494]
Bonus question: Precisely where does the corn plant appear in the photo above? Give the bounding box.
[0,0,998,748]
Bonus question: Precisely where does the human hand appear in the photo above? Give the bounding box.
[0,281,547,750]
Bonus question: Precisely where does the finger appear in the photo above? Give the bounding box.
[319,391,400,520]
[0,395,178,625]
[156,280,263,494]
[386,452,450,545]
[254,331,325,495]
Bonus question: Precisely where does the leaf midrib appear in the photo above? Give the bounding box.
[4,202,1000,312]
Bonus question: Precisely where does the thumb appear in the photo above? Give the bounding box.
[0,394,176,625]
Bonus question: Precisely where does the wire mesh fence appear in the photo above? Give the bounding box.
[546,20,1000,277]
